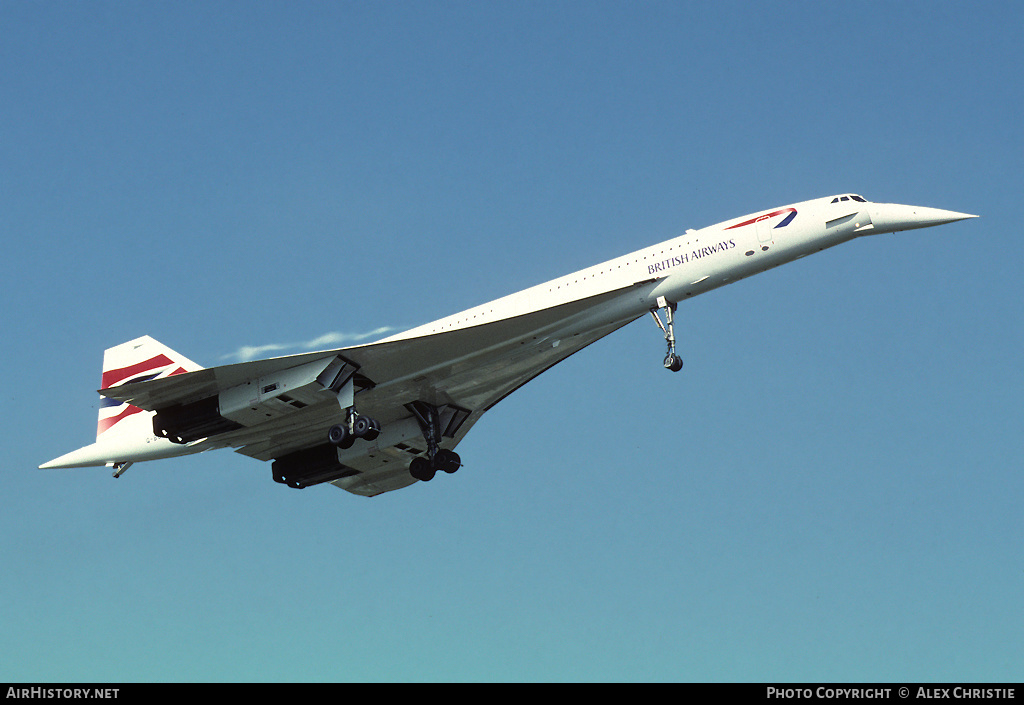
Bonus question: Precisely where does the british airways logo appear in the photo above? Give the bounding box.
[725,207,798,230]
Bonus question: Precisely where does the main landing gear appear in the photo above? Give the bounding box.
[650,296,683,372]
[409,449,460,482]
[407,401,462,482]
[323,361,381,449]
[327,408,381,449]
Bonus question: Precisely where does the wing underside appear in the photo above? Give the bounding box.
[100,282,651,495]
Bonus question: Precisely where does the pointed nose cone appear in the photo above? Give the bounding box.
[907,206,978,227]
[871,203,978,234]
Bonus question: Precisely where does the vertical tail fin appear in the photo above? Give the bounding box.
[97,336,204,440]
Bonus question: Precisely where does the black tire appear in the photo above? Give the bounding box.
[434,449,461,474]
[410,456,435,482]
[353,415,374,439]
[328,424,349,446]
[364,417,381,441]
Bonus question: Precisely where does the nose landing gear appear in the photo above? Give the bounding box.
[650,296,683,372]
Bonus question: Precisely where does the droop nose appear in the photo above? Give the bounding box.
[869,203,978,234]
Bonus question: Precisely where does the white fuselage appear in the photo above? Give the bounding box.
[385,195,875,343]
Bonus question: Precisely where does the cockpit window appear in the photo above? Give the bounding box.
[831,194,868,203]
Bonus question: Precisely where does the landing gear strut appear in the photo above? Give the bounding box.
[407,401,462,482]
[650,296,683,372]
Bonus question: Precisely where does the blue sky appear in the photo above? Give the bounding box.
[3,1,1021,683]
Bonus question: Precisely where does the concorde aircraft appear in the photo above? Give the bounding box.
[40,195,976,496]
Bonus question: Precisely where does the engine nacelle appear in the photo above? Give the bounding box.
[153,397,242,444]
[271,444,358,489]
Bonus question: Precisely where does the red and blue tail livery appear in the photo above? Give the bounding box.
[97,346,193,438]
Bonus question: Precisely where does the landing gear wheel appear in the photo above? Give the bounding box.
[352,415,381,441]
[328,424,353,448]
[663,353,683,372]
[410,456,435,482]
[434,448,462,474]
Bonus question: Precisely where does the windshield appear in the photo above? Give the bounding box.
[831,194,867,203]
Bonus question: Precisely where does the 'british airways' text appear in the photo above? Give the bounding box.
[647,239,736,276]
